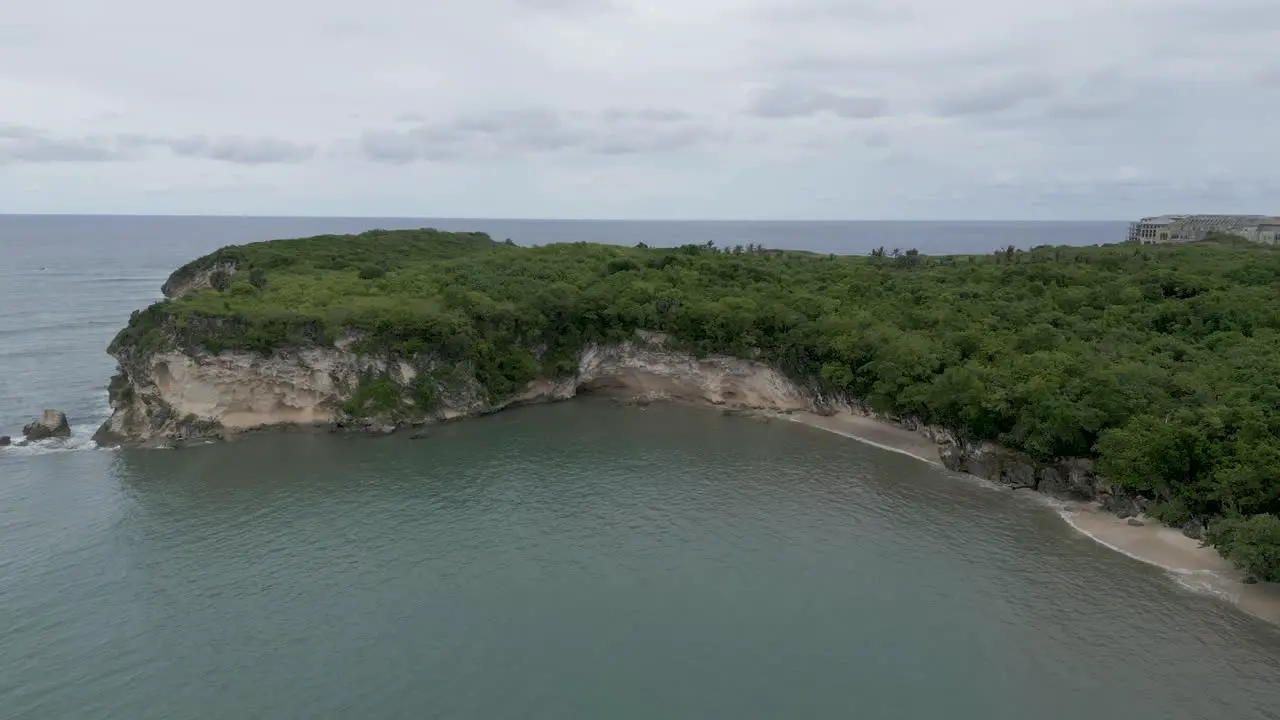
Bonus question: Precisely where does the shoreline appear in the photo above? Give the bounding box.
[88,325,1280,627]
[779,407,1280,628]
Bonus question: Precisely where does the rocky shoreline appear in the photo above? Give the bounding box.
[86,327,1280,624]
[775,407,1280,627]
[94,327,1141,515]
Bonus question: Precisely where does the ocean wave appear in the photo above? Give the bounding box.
[1054,505,1245,605]
[1,415,117,453]
[1171,572,1237,601]
[1,422,115,456]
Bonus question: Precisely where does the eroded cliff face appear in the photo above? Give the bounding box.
[927,428,1139,512]
[95,343,413,446]
[94,328,1133,511]
[93,332,808,448]
[160,260,239,299]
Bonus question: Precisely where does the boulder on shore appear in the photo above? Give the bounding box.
[23,410,71,441]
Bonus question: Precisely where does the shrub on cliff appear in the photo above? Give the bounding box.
[209,269,231,292]
[342,374,403,416]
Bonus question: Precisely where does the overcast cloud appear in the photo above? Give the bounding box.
[1,0,1277,218]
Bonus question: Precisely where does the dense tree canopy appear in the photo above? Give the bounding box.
[115,228,1280,580]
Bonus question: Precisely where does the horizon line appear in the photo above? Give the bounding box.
[0,212,1133,223]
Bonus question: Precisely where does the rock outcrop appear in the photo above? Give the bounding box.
[93,331,809,448]
[929,427,1149,510]
[23,410,71,441]
[0,435,10,447]
[802,397,1116,506]
[160,259,239,299]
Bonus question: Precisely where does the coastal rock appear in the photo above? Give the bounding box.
[932,434,1102,501]
[161,259,239,299]
[1127,517,1146,527]
[0,435,10,447]
[23,410,71,441]
[1100,492,1149,518]
[94,332,810,447]
[1181,522,1206,541]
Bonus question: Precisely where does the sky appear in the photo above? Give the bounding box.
[1,0,1278,220]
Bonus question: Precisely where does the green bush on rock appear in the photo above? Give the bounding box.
[342,374,404,417]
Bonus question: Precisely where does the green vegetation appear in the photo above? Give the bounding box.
[1206,515,1280,582]
[115,228,1280,577]
[342,373,405,417]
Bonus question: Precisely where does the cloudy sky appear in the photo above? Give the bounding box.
[1,0,1277,219]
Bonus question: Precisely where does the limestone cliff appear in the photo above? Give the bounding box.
[94,326,1130,514]
[93,331,809,448]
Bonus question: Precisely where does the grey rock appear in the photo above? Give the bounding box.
[0,435,10,447]
[1100,492,1146,519]
[1127,517,1145,527]
[409,430,431,440]
[23,409,71,441]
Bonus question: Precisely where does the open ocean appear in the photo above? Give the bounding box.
[6,215,1280,720]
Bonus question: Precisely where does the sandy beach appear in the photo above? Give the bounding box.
[787,410,942,465]
[784,408,1280,627]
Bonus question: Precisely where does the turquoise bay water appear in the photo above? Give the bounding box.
[3,216,1279,719]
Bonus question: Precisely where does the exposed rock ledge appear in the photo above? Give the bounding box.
[93,331,1134,511]
[93,334,807,447]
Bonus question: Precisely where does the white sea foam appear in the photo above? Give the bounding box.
[1052,504,1262,609]
[2,421,116,456]
[1057,507,1174,570]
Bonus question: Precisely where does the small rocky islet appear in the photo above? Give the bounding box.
[81,228,1280,584]
[23,409,71,441]
[0,409,72,447]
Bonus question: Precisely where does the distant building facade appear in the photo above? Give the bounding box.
[1237,224,1280,245]
[1128,215,1280,244]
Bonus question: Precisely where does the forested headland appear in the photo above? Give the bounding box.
[112,229,1280,581]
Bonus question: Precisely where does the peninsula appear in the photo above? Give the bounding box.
[96,228,1280,586]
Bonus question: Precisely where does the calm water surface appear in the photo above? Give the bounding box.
[4,403,1280,719]
[2,216,1277,719]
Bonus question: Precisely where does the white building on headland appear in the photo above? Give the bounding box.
[1128,215,1280,244]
